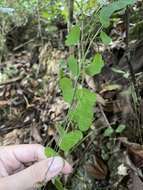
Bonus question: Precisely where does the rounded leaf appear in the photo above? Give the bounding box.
[45,147,57,157]
[65,25,80,46]
[59,130,83,152]
[60,77,74,103]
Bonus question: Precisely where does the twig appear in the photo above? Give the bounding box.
[13,38,35,51]
[0,76,23,86]
[98,103,112,129]
[125,6,138,96]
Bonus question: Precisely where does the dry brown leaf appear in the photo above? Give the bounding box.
[0,100,9,107]
[128,148,143,169]
[119,138,143,168]
[85,75,96,91]
[100,84,122,94]
[2,129,22,145]
[96,93,106,106]
[103,100,122,113]
[86,156,108,180]
[128,172,143,190]
[48,127,56,136]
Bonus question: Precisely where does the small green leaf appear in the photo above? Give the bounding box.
[70,88,96,131]
[104,127,114,137]
[54,177,64,190]
[65,25,80,46]
[67,55,79,76]
[60,77,74,103]
[100,31,112,45]
[70,106,94,131]
[59,130,83,152]
[45,147,57,157]
[86,53,104,76]
[115,124,126,133]
[76,88,96,105]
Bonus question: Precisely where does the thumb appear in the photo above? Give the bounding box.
[0,157,72,190]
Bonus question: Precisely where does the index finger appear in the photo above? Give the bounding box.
[0,144,47,164]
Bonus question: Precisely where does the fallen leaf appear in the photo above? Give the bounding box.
[96,93,106,106]
[100,84,122,94]
[119,138,143,168]
[128,172,143,190]
[85,75,96,91]
[86,156,108,180]
[0,100,9,108]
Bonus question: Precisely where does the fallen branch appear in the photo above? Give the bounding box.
[0,76,24,86]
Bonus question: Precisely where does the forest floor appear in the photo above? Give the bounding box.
[1,6,143,189]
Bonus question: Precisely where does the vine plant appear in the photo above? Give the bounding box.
[44,0,136,188]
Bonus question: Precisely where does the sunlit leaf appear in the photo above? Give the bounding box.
[41,11,50,19]
[61,7,68,20]
[45,147,57,157]
[59,130,83,152]
[86,0,98,9]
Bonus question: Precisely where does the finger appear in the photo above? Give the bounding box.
[0,157,72,190]
[0,144,47,164]
[0,144,47,175]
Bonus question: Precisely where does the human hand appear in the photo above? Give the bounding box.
[0,144,72,190]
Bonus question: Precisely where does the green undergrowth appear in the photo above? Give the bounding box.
[44,0,136,189]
